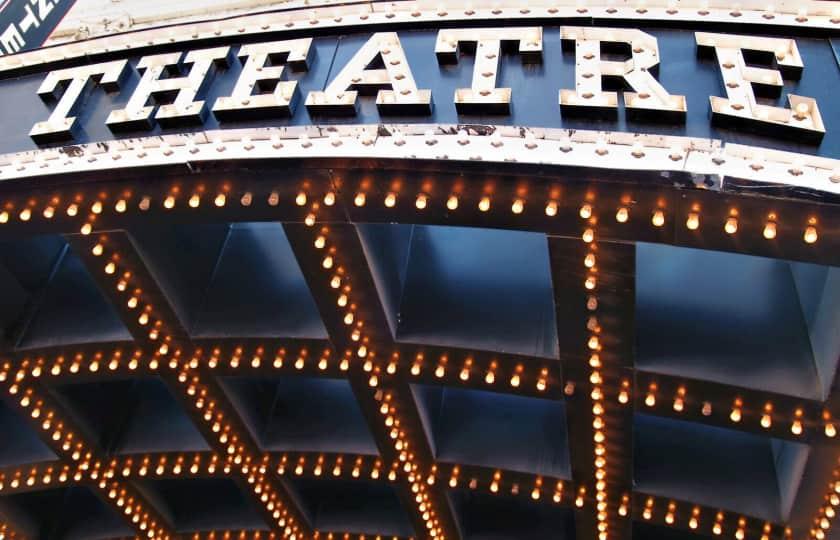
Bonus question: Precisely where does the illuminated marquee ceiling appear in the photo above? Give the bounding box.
[0,3,839,540]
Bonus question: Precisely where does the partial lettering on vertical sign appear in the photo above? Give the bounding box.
[436,27,543,115]
[559,27,686,122]
[696,32,824,143]
[30,60,128,142]
[0,0,75,55]
[106,46,231,131]
[306,32,432,115]
[213,39,313,120]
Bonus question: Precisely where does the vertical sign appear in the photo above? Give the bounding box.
[0,0,75,55]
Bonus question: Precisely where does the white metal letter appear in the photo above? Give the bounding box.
[436,27,542,115]
[559,27,686,122]
[213,39,312,120]
[106,46,230,131]
[696,32,824,143]
[306,32,431,116]
[30,60,128,142]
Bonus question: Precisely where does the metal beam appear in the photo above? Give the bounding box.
[284,221,462,540]
[66,231,313,539]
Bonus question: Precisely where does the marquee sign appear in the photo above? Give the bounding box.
[0,22,834,157]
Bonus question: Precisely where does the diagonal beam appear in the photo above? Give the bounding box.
[548,233,635,540]
[66,231,312,539]
[0,363,175,539]
[284,221,461,540]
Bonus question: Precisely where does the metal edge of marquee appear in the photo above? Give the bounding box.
[0,124,836,197]
[2,0,840,77]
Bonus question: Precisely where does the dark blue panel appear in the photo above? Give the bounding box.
[1,486,132,540]
[52,377,208,454]
[136,478,268,532]
[0,30,837,157]
[634,413,809,522]
[0,234,65,292]
[636,242,821,400]
[412,385,571,478]
[0,395,57,467]
[397,225,558,358]
[18,249,131,348]
[114,378,210,454]
[130,222,230,334]
[449,490,576,540]
[220,376,378,454]
[789,263,840,400]
[192,222,326,339]
[287,477,413,537]
[356,223,414,337]
[55,378,210,454]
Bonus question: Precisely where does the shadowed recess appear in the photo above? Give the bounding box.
[133,478,268,533]
[0,395,57,467]
[219,375,378,455]
[285,477,413,537]
[412,384,571,478]
[0,486,133,540]
[636,243,840,401]
[359,224,558,358]
[448,490,576,540]
[634,413,809,523]
[48,377,209,454]
[130,222,326,338]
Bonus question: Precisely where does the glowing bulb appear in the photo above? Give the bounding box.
[615,207,629,223]
[580,204,592,219]
[763,221,777,239]
[545,201,558,216]
[188,194,200,208]
[384,192,397,207]
[447,195,459,210]
[725,216,738,234]
[761,414,772,429]
[296,192,307,206]
[826,423,837,438]
[511,199,524,214]
[645,393,656,407]
[686,212,700,230]
[416,194,428,210]
[214,194,226,207]
[354,193,366,207]
[804,226,818,244]
[651,210,664,227]
[478,197,491,212]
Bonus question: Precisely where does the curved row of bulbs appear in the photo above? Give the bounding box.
[0,180,825,252]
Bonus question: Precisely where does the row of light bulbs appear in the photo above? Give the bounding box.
[92,236,306,540]
[808,470,840,538]
[311,218,449,540]
[638,382,835,438]
[636,496,786,540]
[0,181,825,253]
[580,211,613,540]
[0,369,172,539]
